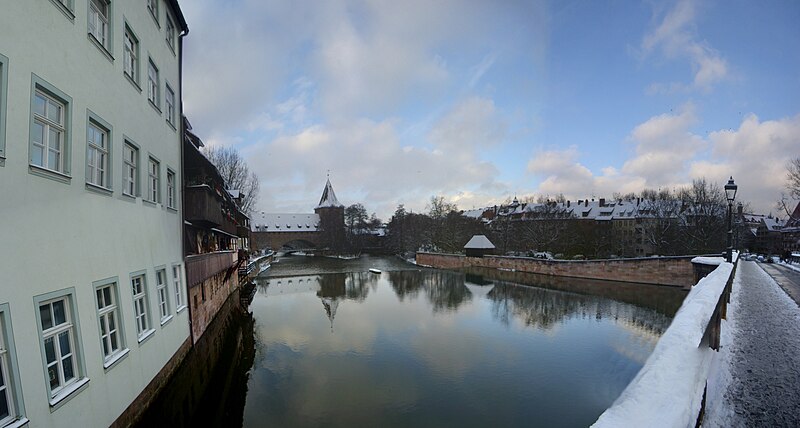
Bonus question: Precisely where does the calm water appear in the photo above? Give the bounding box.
[238,255,681,427]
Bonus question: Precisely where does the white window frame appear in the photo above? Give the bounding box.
[88,0,111,52]
[0,306,26,427]
[131,273,154,343]
[94,279,128,369]
[166,169,176,209]
[0,53,8,165]
[147,59,159,108]
[147,157,159,203]
[165,13,176,52]
[123,25,139,85]
[123,141,138,197]
[156,269,172,325]
[165,83,176,127]
[32,91,66,173]
[147,0,159,25]
[34,291,88,406]
[173,265,186,312]
[86,116,111,190]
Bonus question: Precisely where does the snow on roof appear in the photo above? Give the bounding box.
[464,235,495,249]
[316,178,343,208]
[227,189,241,199]
[251,213,320,233]
[762,217,785,231]
[463,208,487,219]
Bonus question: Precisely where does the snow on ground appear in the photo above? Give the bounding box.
[780,261,800,274]
[593,262,733,428]
[703,261,800,427]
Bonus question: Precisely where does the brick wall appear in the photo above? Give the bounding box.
[416,253,697,287]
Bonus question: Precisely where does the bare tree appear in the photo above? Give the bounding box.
[788,157,800,199]
[203,146,260,214]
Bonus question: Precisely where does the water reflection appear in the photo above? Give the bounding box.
[236,259,684,427]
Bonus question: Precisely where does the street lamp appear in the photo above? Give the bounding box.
[724,177,738,262]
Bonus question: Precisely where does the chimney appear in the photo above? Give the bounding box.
[637,197,640,206]
[567,200,571,207]
[586,199,589,206]
[578,199,582,206]
[599,198,605,207]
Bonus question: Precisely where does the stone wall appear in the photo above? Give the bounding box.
[416,252,697,288]
[188,269,239,343]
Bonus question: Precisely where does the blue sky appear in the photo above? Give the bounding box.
[180,0,800,219]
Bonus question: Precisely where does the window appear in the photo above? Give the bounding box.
[147,60,159,108]
[31,89,68,174]
[88,0,111,52]
[165,84,175,127]
[173,265,185,311]
[147,0,159,25]
[95,281,127,367]
[0,53,8,165]
[147,157,159,203]
[123,26,139,85]
[166,14,176,51]
[37,294,86,402]
[131,274,153,342]
[86,117,110,189]
[123,142,138,197]
[50,0,75,19]
[156,269,171,324]
[0,306,25,427]
[167,169,175,209]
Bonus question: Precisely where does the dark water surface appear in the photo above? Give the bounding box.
[236,255,683,427]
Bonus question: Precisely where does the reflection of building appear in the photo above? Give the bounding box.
[251,178,345,251]
[0,2,190,426]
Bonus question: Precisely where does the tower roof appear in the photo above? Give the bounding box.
[316,178,343,209]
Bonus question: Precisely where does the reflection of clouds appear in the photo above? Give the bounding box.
[246,268,674,424]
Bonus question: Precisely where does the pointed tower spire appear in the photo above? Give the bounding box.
[317,177,343,209]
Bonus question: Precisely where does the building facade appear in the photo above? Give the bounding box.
[0,1,189,426]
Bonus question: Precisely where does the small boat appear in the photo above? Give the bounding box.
[369,268,381,274]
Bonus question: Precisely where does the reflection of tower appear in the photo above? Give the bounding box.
[321,297,339,333]
[314,177,345,251]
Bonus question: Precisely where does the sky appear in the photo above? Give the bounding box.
[179,0,800,220]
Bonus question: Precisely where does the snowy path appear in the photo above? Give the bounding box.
[705,261,800,427]
[760,263,800,306]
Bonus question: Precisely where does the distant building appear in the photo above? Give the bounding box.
[0,1,190,426]
[251,178,345,252]
[464,235,495,257]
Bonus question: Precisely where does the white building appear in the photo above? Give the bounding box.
[0,1,189,426]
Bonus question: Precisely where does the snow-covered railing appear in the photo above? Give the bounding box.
[593,255,737,428]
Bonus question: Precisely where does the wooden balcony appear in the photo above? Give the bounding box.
[185,251,237,287]
[185,185,237,235]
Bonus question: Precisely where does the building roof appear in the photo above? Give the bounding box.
[251,213,320,233]
[316,178,343,208]
[464,235,495,249]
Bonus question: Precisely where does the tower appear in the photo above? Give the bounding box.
[314,178,345,251]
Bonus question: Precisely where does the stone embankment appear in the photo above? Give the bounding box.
[417,252,698,287]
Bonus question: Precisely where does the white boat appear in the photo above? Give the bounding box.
[369,268,381,274]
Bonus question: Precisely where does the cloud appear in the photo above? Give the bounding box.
[641,0,729,92]
[524,110,800,214]
[427,97,507,151]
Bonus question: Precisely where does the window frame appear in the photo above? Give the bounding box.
[0,304,26,427]
[33,289,89,408]
[130,272,155,344]
[172,264,186,312]
[165,82,176,128]
[87,0,113,59]
[122,23,141,91]
[85,110,113,193]
[122,138,140,198]
[49,0,76,21]
[0,53,8,167]
[155,268,172,325]
[29,74,72,183]
[147,156,160,204]
[166,168,176,209]
[147,58,160,111]
[147,0,160,27]
[165,13,176,53]
[92,277,129,370]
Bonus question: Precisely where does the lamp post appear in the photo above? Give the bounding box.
[724,177,738,262]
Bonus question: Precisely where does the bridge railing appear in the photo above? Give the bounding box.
[592,254,738,428]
